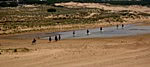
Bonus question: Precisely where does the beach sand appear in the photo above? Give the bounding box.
[0,32,150,67]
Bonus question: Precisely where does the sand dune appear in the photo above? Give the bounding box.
[55,2,150,14]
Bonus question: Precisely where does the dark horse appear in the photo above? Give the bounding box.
[32,38,36,45]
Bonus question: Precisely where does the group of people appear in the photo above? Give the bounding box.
[73,24,125,36]
[32,24,125,45]
[117,24,125,29]
[48,34,61,42]
[32,34,61,45]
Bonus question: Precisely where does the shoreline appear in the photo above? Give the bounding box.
[0,31,150,67]
[1,20,150,40]
[0,20,146,38]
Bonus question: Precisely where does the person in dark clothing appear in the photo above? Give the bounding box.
[73,31,75,37]
[55,35,58,42]
[58,34,61,40]
[122,24,124,29]
[49,36,52,42]
[100,27,103,32]
[87,29,89,35]
[32,38,36,45]
[116,24,119,29]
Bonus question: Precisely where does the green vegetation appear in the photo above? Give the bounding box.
[0,5,147,35]
[22,0,150,6]
[47,8,56,12]
[0,2,18,7]
[0,0,149,7]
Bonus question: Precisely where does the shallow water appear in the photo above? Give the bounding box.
[42,24,150,40]
[2,24,150,40]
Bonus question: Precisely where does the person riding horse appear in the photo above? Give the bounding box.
[32,38,36,45]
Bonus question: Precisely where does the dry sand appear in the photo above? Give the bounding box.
[0,33,150,67]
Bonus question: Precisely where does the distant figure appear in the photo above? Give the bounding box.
[122,24,124,29]
[100,27,103,32]
[116,24,119,29]
[55,35,58,41]
[49,36,52,42]
[73,31,75,37]
[32,38,36,45]
[58,34,61,40]
[87,29,90,35]
[37,36,40,39]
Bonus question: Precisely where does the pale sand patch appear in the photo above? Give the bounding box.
[55,2,150,14]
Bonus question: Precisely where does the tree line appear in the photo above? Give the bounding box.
[0,0,150,7]
[23,0,150,5]
[0,2,18,7]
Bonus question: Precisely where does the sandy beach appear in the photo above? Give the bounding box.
[0,2,150,67]
[0,23,150,67]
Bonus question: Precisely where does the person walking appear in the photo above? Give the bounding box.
[55,35,58,42]
[100,27,103,32]
[58,34,61,40]
[87,29,90,35]
[122,24,124,29]
[73,31,75,37]
[116,24,119,29]
[49,36,52,42]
